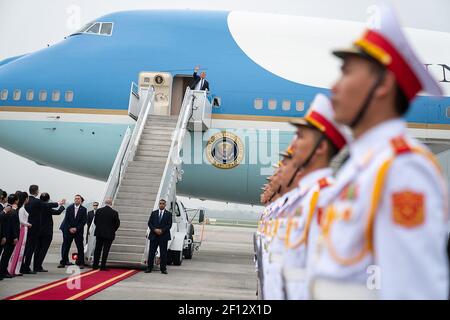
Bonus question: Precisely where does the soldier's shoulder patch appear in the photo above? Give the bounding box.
[318,177,331,189]
[390,136,412,155]
[392,191,425,228]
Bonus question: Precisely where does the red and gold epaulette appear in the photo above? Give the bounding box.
[318,177,331,189]
[390,136,412,155]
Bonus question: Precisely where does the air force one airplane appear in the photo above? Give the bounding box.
[0,10,449,205]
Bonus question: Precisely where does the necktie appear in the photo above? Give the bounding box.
[200,79,204,89]
[74,206,79,218]
[159,210,163,222]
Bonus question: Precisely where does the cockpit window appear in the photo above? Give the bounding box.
[78,23,94,33]
[71,22,113,37]
[86,23,101,34]
[100,23,113,35]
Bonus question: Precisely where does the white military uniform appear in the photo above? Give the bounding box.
[263,188,298,300]
[282,93,352,300]
[258,193,287,299]
[310,4,449,300]
[282,168,334,300]
[311,119,449,299]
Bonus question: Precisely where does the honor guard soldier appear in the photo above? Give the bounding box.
[256,155,291,299]
[311,5,449,299]
[279,94,350,300]
[264,145,307,299]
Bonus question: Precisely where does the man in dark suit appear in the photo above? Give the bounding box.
[21,185,61,274]
[33,193,65,272]
[190,66,209,91]
[145,199,172,274]
[86,202,98,243]
[0,194,20,278]
[92,199,120,271]
[0,189,6,211]
[58,194,87,268]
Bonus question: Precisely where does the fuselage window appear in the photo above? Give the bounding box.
[52,90,60,102]
[13,89,21,101]
[282,100,291,111]
[26,90,34,101]
[86,23,101,34]
[254,98,263,110]
[447,106,450,118]
[39,90,47,102]
[0,89,8,100]
[268,99,277,110]
[296,100,305,112]
[100,23,113,35]
[65,91,74,102]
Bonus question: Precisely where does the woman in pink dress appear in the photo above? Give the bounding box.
[8,192,32,276]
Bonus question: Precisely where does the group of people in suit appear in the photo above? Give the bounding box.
[1,183,176,278]
[0,184,121,280]
[0,186,66,280]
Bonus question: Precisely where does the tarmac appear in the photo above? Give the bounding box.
[0,224,257,300]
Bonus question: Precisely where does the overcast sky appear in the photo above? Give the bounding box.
[0,0,449,210]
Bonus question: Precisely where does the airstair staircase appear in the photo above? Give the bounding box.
[85,80,212,266]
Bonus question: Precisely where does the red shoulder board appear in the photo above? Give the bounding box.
[318,178,330,189]
[390,136,412,155]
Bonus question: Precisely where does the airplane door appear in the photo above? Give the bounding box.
[171,75,194,116]
[138,72,172,115]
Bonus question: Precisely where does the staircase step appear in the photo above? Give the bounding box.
[125,163,164,177]
[142,127,175,134]
[117,216,150,224]
[121,172,163,180]
[140,133,173,141]
[119,185,159,194]
[145,118,177,124]
[114,205,153,215]
[136,144,171,152]
[120,220,149,229]
[146,116,178,123]
[113,235,147,246]
[134,155,170,162]
[132,139,172,148]
[116,228,147,238]
[113,198,155,207]
[116,191,159,201]
[127,160,167,169]
[139,138,172,148]
[110,243,146,254]
[121,179,161,188]
[136,149,169,157]
[107,252,145,264]
[143,124,176,131]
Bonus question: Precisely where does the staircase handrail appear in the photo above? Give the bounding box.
[85,86,155,262]
[142,87,195,263]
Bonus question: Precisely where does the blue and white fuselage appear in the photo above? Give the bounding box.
[0,10,449,204]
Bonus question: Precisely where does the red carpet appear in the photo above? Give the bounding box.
[4,268,139,300]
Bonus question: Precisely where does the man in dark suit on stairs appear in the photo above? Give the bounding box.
[190,66,209,91]
[145,199,172,274]
[92,199,120,271]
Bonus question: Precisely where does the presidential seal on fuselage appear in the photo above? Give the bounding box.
[206,131,244,169]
